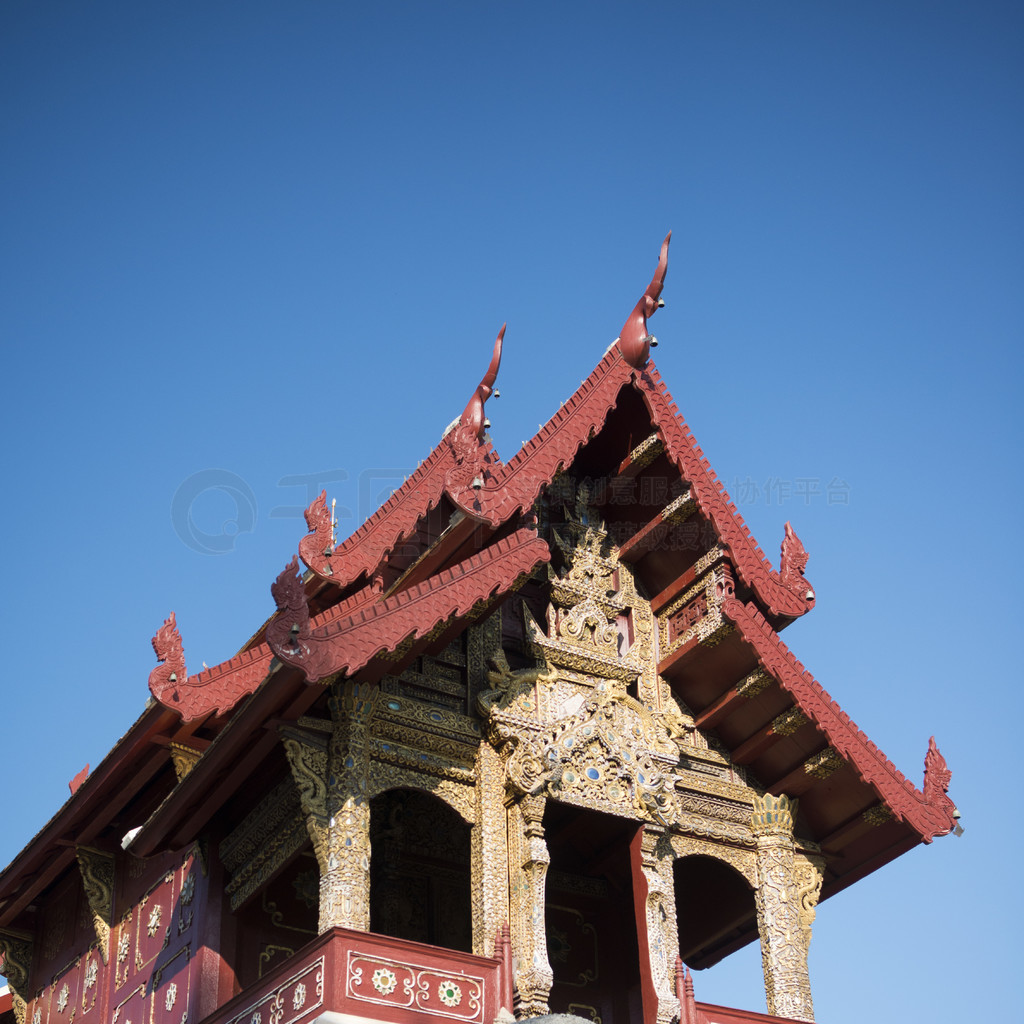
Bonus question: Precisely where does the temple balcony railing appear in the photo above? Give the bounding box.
[201,928,510,1024]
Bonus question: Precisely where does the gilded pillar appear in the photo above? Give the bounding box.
[750,794,815,1022]
[507,794,552,1017]
[630,825,681,1024]
[472,740,509,956]
[282,681,376,934]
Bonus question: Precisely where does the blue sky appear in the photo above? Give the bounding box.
[2,3,1021,1020]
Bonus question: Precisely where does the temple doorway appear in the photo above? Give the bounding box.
[674,854,756,969]
[369,788,473,952]
[543,802,643,1022]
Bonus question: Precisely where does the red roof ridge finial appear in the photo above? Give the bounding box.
[69,764,90,795]
[780,520,816,608]
[923,735,960,839]
[445,325,506,509]
[617,231,670,369]
[458,322,504,441]
[149,611,188,707]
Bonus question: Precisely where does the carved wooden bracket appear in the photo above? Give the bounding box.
[75,846,115,964]
[0,928,33,998]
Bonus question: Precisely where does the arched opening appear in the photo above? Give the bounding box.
[369,788,472,952]
[674,854,756,969]
[543,801,643,1023]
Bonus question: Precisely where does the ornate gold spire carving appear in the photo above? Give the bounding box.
[524,487,642,682]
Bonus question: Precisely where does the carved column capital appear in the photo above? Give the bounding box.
[750,793,797,841]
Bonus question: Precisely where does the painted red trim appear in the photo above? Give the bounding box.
[154,344,821,723]
[301,442,460,588]
[637,364,815,619]
[271,528,550,682]
[301,331,505,591]
[149,632,274,723]
[722,597,957,842]
[448,347,634,523]
[449,349,816,620]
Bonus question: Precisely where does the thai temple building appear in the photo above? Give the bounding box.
[0,237,958,1024]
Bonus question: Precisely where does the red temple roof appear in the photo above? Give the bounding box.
[0,235,957,975]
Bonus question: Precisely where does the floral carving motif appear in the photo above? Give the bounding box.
[371,968,396,996]
[84,958,98,990]
[165,983,177,1011]
[291,983,306,1009]
[437,980,462,1007]
[147,905,162,937]
[56,985,69,1014]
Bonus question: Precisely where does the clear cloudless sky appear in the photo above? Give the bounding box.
[2,2,1021,1020]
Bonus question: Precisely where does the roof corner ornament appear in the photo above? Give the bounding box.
[460,322,504,442]
[780,521,816,609]
[267,555,331,682]
[616,231,671,369]
[69,764,90,795]
[446,324,504,508]
[299,490,334,578]
[923,736,960,840]
[149,612,189,710]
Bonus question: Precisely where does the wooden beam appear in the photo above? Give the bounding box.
[657,634,700,678]
[384,513,491,597]
[616,433,664,479]
[650,544,717,615]
[817,804,891,853]
[618,491,696,564]
[692,666,775,731]
[0,848,76,922]
[730,706,809,765]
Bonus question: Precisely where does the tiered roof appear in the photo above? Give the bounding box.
[0,234,957,966]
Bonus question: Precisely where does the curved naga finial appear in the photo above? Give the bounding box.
[779,521,816,609]
[299,490,334,578]
[459,322,504,442]
[922,736,958,839]
[149,612,188,707]
[148,611,270,719]
[617,232,671,369]
[267,555,332,682]
[446,325,505,507]
[267,555,309,657]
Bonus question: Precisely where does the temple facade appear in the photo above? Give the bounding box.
[0,237,958,1024]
